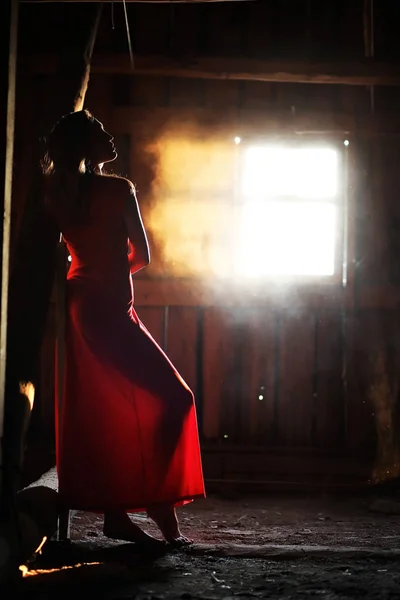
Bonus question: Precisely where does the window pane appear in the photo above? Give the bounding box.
[236,202,337,277]
[242,146,339,199]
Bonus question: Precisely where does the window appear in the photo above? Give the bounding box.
[235,144,342,279]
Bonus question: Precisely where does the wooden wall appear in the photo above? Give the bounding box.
[15,0,400,489]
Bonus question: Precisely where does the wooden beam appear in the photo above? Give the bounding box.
[107,279,400,311]
[131,279,348,310]
[116,279,400,310]
[0,0,18,517]
[26,53,400,87]
[110,106,400,137]
[22,0,251,3]
[73,5,103,111]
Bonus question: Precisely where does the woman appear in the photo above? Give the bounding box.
[44,110,205,547]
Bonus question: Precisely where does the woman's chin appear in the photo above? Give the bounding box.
[102,152,118,165]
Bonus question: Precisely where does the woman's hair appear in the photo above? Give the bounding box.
[43,109,96,175]
[43,110,96,226]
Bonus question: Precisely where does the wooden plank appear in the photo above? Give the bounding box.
[242,81,276,110]
[132,280,400,311]
[0,0,19,470]
[165,307,198,393]
[238,308,276,444]
[202,308,239,441]
[169,77,205,107]
[202,449,370,477]
[133,280,400,315]
[23,0,252,3]
[201,448,372,488]
[345,311,381,458]
[25,53,400,87]
[356,140,400,286]
[357,286,400,309]
[354,140,388,285]
[315,311,345,448]
[381,140,400,286]
[276,312,315,447]
[133,279,347,309]
[204,80,239,108]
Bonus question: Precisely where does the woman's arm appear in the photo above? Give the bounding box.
[123,183,150,275]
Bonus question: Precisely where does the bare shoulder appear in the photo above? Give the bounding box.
[98,173,135,196]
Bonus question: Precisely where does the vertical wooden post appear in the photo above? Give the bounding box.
[0,0,19,507]
[6,2,103,411]
[2,3,102,527]
[55,2,103,482]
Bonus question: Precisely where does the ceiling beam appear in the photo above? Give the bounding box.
[110,106,400,137]
[21,0,251,3]
[25,53,400,87]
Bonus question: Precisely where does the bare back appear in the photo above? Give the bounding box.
[60,174,131,286]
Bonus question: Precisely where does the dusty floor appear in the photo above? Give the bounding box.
[70,493,400,550]
[7,550,400,599]
[3,486,400,599]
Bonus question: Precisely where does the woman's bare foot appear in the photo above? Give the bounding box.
[146,505,193,547]
[103,510,165,549]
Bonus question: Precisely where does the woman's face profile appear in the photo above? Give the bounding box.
[87,118,118,166]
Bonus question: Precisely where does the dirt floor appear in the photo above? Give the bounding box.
[69,493,400,551]
[3,475,400,599]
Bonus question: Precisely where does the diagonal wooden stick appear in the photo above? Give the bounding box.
[55,2,103,467]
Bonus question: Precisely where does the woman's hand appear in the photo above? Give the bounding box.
[127,240,149,275]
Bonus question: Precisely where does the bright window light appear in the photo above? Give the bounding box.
[242,146,338,199]
[237,145,340,278]
[237,202,336,277]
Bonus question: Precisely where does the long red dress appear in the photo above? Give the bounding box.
[55,177,205,512]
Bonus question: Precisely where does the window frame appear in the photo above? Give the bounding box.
[233,136,347,286]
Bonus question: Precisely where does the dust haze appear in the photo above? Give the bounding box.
[142,120,238,281]
[139,118,313,310]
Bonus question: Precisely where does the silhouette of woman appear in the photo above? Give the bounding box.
[44,110,205,547]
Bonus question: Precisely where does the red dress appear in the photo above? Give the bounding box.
[55,178,205,511]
